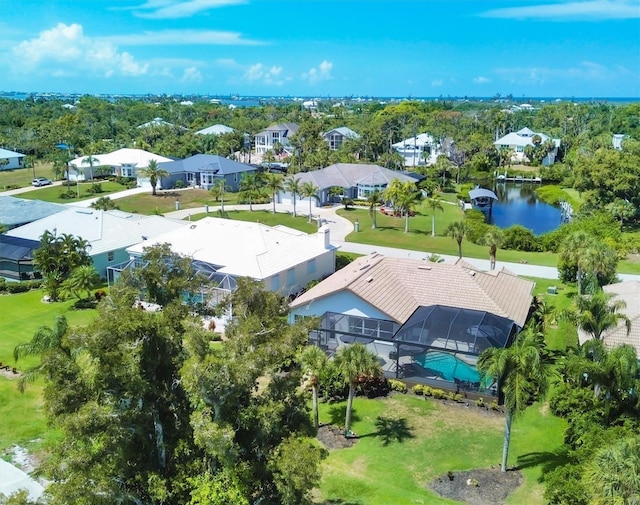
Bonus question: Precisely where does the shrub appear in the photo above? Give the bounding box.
[7,283,30,294]
[432,388,446,399]
[318,362,348,401]
[412,384,425,396]
[357,374,390,398]
[476,397,485,408]
[59,190,77,200]
[94,289,107,301]
[174,180,186,188]
[389,379,407,393]
[454,393,464,403]
[423,386,433,397]
[86,182,104,194]
[74,298,97,309]
[490,400,501,411]
[502,225,541,251]
[27,279,43,290]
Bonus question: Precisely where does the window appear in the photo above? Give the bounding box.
[286,268,295,286]
[272,273,280,291]
[516,145,524,153]
[107,251,114,262]
[307,259,316,274]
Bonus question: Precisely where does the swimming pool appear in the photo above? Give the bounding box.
[413,351,480,383]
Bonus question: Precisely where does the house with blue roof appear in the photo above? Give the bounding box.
[0,196,66,230]
[159,154,258,191]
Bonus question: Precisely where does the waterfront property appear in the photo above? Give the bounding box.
[469,187,498,212]
[289,253,534,392]
[494,127,561,166]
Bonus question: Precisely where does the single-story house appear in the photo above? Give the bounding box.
[322,127,360,151]
[393,133,440,167]
[158,154,257,191]
[0,235,41,281]
[277,163,416,208]
[494,127,561,166]
[116,217,337,302]
[195,124,235,136]
[0,196,66,230]
[5,208,187,280]
[0,148,27,170]
[289,254,534,391]
[137,117,175,129]
[68,148,173,186]
[254,123,299,154]
[577,280,640,356]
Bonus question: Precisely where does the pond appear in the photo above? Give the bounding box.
[484,183,563,235]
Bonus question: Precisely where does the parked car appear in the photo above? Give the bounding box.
[32,177,52,187]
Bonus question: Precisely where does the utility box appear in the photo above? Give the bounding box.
[547,286,558,295]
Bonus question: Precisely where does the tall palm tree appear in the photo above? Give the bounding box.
[560,231,591,295]
[564,291,631,341]
[477,328,556,472]
[239,172,264,212]
[210,179,231,214]
[334,343,380,437]
[365,190,383,229]
[426,197,444,237]
[284,176,301,218]
[483,227,503,270]
[139,159,169,196]
[300,181,319,223]
[584,436,640,505]
[445,221,469,259]
[81,155,99,181]
[264,173,283,213]
[13,315,69,392]
[299,345,328,430]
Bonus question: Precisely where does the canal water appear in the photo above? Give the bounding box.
[485,183,563,235]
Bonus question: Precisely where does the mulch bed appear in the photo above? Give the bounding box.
[316,424,358,450]
[429,468,523,505]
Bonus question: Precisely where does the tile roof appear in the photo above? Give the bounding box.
[601,281,640,355]
[195,124,235,135]
[69,148,172,169]
[126,217,336,280]
[290,253,534,326]
[494,127,560,148]
[293,163,416,191]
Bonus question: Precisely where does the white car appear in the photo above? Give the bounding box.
[32,177,52,187]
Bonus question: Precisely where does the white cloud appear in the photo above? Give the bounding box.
[473,76,491,84]
[301,60,333,85]
[494,61,631,85]
[481,0,640,20]
[431,79,444,87]
[181,67,203,82]
[244,63,285,85]
[105,30,264,46]
[11,23,149,78]
[131,0,247,19]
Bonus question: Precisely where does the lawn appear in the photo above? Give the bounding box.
[0,290,98,453]
[0,161,57,190]
[114,188,247,215]
[16,180,130,203]
[315,394,566,505]
[188,208,318,233]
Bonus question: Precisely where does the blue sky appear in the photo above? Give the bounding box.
[1,0,639,97]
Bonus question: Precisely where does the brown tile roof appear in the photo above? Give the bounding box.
[290,253,534,326]
[601,280,640,355]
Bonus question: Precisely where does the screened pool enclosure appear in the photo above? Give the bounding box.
[308,305,518,392]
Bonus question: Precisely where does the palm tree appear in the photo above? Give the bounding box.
[65,265,100,300]
[91,196,118,211]
[584,436,640,505]
[264,173,283,213]
[365,190,383,229]
[13,315,69,392]
[334,343,380,437]
[81,155,99,181]
[239,172,264,212]
[139,159,169,196]
[284,176,302,218]
[383,180,421,233]
[210,179,231,214]
[560,231,592,295]
[299,345,328,430]
[300,181,319,223]
[445,221,469,259]
[562,291,631,341]
[483,227,503,270]
[426,197,444,237]
[477,328,556,472]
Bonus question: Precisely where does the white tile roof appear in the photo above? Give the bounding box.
[69,148,172,169]
[195,124,235,135]
[290,253,534,327]
[6,208,187,255]
[126,217,336,280]
[393,133,435,149]
[494,127,560,148]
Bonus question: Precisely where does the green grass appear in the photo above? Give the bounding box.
[316,394,566,505]
[188,209,318,233]
[0,161,57,190]
[17,181,130,203]
[114,188,248,215]
[0,290,98,452]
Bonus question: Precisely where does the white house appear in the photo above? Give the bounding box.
[494,127,561,166]
[322,127,360,151]
[69,148,173,186]
[0,148,26,170]
[195,124,235,136]
[6,208,187,279]
[254,123,299,154]
[122,217,337,299]
[137,117,175,129]
[392,133,440,167]
[289,254,534,390]
[612,134,627,150]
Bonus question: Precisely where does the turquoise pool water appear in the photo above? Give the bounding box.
[414,351,480,383]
